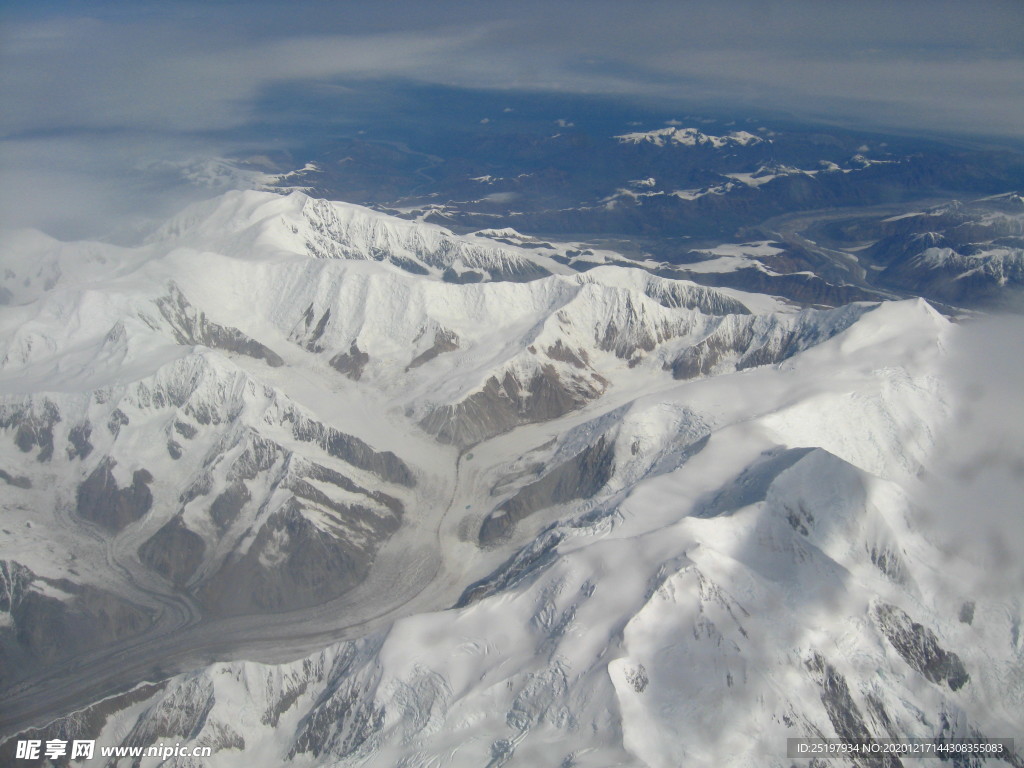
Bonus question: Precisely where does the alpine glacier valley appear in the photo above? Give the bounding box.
[2,4,1024,767]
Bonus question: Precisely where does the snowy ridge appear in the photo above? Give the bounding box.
[865,194,1024,305]
[146,190,564,282]
[0,229,151,307]
[615,126,763,148]
[911,243,1024,285]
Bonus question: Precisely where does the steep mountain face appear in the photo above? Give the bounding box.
[1,190,1021,767]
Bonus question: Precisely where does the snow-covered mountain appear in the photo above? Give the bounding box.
[1,190,1021,767]
[615,126,764,149]
[828,193,1024,308]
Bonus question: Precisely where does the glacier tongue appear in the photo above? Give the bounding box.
[1,190,1020,767]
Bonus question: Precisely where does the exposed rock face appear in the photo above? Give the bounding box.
[873,603,969,691]
[287,644,387,761]
[958,600,975,625]
[461,410,709,603]
[669,305,869,379]
[75,460,154,532]
[154,283,284,366]
[160,423,407,614]
[329,342,370,380]
[304,460,404,516]
[0,468,31,488]
[544,339,588,368]
[0,297,418,649]
[457,529,568,608]
[479,435,615,545]
[138,517,206,587]
[66,422,93,460]
[209,480,251,532]
[578,271,750,315]
[407,328,459,370]
[441,266,486,283]
[107,408,129,436]
[121,675,216,749]
[199,496,396,616]
[293,303,333,353]
[288,410,416,487]
[806,651,904,768]
[420,366,604,449]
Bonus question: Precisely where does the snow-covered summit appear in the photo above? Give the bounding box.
[146,189,564,282]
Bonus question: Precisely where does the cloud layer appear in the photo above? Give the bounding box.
[2,0,1023,234]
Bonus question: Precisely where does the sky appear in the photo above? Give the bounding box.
[2,0,1023,237]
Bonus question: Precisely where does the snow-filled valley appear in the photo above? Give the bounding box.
[1,190,1021,767]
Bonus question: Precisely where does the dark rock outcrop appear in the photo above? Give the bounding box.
[66,422,93,460]
[420,365,603,449]
[155,283,284,366]
[669,307,868,380]
[1,400,61,462]
[329,343,370,380]
[138,517,206,587]
[873,603,969,691]
[199,498,393,615]
[288,411,415,487]
[75,460,154,532]
[805,651,903,768]
[407,329,459,370]
[479,435,614,545]
[0,469,31,488]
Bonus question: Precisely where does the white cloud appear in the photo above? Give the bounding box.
[4,1,1023,140]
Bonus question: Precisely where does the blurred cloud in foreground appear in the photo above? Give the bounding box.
[913,312,1024,605]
